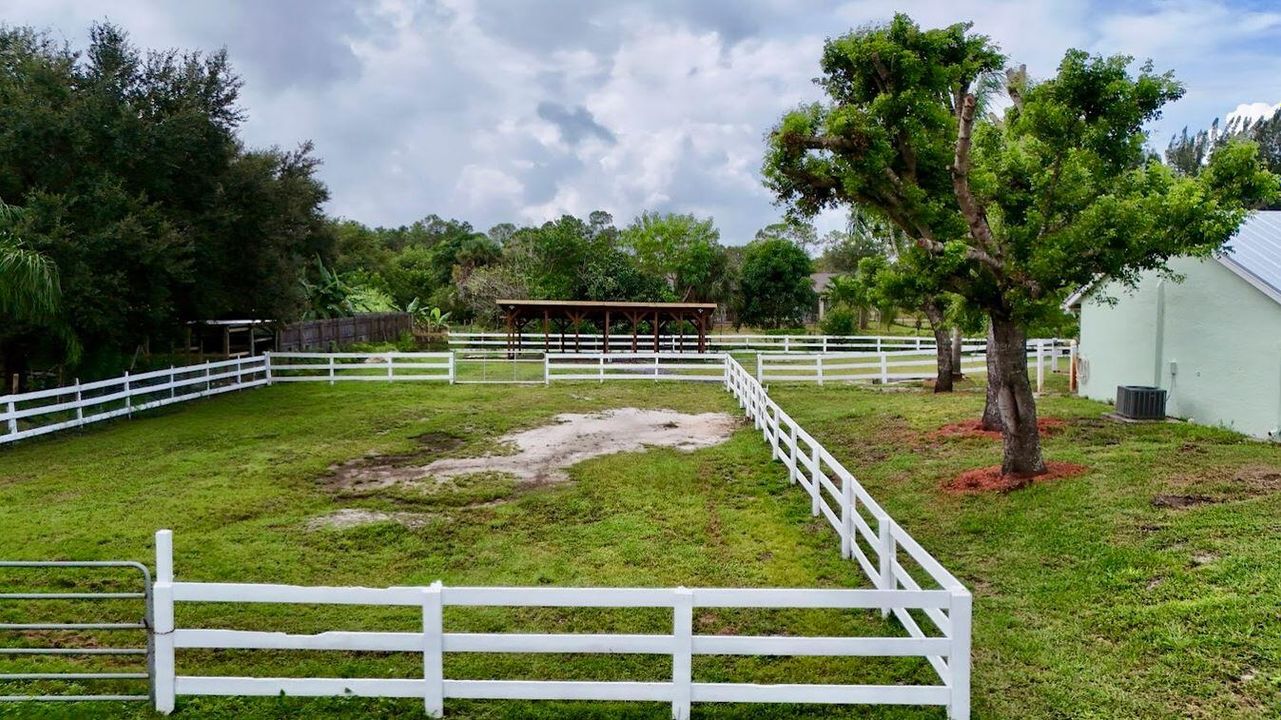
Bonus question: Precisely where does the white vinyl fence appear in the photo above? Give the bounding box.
[451,331,981,354]
[266,352,454,383]
[757,341,1072,391]
[0,357,268,444]
[543,352,727,383]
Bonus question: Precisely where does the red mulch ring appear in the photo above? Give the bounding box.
[943,461,1088,494]
[932,417,1066,441]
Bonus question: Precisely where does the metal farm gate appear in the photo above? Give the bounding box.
[0,561,153,703]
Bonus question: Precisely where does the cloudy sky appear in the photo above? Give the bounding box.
[7,0,1281,242]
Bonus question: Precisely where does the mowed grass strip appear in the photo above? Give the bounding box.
[0,382,938,719]
[769,376,1281,719]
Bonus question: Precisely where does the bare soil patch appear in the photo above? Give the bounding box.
[424,408,738,484]
[322,408,737,492]
[306,508,439,530]
[1152,494,1218,509]
[942,461,1088,493]
[932,417,1066,441]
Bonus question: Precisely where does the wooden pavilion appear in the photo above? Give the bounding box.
[496,300,717,354]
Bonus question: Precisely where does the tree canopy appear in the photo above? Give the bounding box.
[764,13,1278,475]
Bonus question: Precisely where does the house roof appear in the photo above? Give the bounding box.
[811,272,838,292]
[1065,210,1281,310]
[1219,210,1281,305]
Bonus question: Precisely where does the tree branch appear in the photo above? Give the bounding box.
[951,94,1000,255]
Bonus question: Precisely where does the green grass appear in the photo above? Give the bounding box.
[0,374,1278,718]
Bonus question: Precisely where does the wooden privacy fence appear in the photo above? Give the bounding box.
[0,357,268,444]
[543,352,727,383]
[276,313,413,352]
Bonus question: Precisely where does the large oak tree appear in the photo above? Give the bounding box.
[764,15,1276,476]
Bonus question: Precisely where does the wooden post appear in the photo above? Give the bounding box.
[652,310,660,352]
[603,310,611,354]
[1069,339,1079,392]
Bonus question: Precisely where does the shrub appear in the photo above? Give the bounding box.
[820,306,857,336]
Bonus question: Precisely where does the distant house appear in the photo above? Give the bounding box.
[811,272,838,320]
[1067,211,1281,440]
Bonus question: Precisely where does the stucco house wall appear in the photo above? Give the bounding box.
[1077,256,1281,440]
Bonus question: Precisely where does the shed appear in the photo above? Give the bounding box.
[1068,211,1281,439]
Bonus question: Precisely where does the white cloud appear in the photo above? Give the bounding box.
[5,0,1281,241]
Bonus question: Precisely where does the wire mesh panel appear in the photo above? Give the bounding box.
[0,561,152,703]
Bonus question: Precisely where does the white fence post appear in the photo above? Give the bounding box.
[783,336,790,353]
[153,529,176,714]
[328,356,335,386]
[1050,339,1060,373]
[816,355,824,386]
[448,353,456,385]
[840,474,853,560]
[875,337,883,353]
[204,364,211,393]
[123,371,132,417]
[948,590,973,720]
[544,355,550,385]
[755,353,763,382]
[809,445,821,517]
[599,356,605,383]
[5,400,15,437]
[1036,341,1045,394]
[672,587,693,720]
[423,581,444,717]
[387,353,395,382]
[821,336,828,353]
[878,518,895,618]
[768,406,780,460]
[169,367,176,400]
[74,379,84,422]
[787,424,798,484]
[879,354,889,384]
[264,352,273,384]
[653,355,660,381]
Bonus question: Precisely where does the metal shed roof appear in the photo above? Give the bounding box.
[1220,210,1281,305]
[1065,210,1281,309]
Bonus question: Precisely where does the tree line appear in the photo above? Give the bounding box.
[0,23,861,385]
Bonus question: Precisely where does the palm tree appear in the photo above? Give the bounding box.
[0,200,60,324]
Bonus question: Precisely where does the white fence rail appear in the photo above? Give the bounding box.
[451,331,981,354]
[756,341,1071,390]
[152,524,970,719]
[0,357,268,444]
[266,352,454,384]
[544,352,727,383]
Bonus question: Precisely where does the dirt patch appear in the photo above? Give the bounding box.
[1151,494,1219,509]
[424,408,738,484]
[931,417,1066,441]
[1153,463,1281,507]
[306,508,439,530]
[411,431,465,453]
[942,461,1088,493]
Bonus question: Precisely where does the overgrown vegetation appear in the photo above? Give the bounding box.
[0,378,1277,718]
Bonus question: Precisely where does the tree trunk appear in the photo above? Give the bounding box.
[922,299,953,393]
[988,314,1046,477]
[950,327,963,379]
[980,323,1003,431]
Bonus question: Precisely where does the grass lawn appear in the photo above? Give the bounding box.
[0,374,1278,718]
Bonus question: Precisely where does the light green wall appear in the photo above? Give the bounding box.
[1078,257,1281,440]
